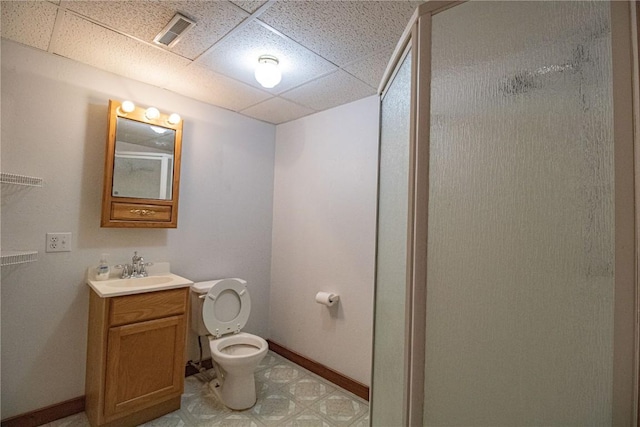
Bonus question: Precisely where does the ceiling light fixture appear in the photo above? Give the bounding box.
[255,55,282,89]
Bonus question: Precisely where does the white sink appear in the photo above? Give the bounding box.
[105,275,174,288]
[86,262,193,297]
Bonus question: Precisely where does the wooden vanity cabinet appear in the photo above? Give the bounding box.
[85,287,189,427]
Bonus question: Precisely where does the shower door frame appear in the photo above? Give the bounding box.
[375,1,640,425]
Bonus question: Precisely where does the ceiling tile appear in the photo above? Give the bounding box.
[61,0,173,42]
[241,97,315,124]
[343,46,395,90]
[1,1,58,51]
[53,12,190,88]
[260,0,421,66]
[230,1,268,14]
[281,70,375,112]
[198,20,337,95]
[165,64,272,112]
[61,0,249,60]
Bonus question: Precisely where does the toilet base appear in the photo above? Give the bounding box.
[207,332,268,410]
[210,370,258,410]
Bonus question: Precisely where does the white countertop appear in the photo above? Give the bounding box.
[86,262,193,297]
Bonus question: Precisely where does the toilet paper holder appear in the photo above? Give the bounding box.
[315,291,339,307]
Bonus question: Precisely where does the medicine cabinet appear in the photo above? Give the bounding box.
[101,100,183,228]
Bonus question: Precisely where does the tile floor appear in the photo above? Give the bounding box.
[43,351,370,427]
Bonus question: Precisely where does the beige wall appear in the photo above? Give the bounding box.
[269,96,379,386]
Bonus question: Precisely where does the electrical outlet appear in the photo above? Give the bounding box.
[46,232,72,253]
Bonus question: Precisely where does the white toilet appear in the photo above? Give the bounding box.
[190,278,268,410]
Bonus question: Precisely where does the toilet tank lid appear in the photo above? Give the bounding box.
[191,278,246,294]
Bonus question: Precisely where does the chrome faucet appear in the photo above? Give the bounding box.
[131,251,142,275]
[115,251,153,278]
[114,263,131,279]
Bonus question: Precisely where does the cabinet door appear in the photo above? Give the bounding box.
[104,315,185,418]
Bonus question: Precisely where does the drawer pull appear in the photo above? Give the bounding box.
[112,203,171,222]
[130,209,156,216]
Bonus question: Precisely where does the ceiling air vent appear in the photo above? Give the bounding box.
[153,13,195,48]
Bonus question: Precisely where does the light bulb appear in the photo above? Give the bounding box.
[167,113,181,125]
[254,55,282,89]
[145,107,160,120]
[120,100,135,113]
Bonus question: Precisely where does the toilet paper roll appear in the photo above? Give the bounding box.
[315,292,339,307]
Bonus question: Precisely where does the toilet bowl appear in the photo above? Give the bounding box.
[209,332,268,409]
[191,278,268,410]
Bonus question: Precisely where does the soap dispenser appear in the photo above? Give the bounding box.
[96,253,110,281]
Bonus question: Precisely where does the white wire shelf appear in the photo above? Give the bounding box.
[0,172,43,187]
[1,250,38,266]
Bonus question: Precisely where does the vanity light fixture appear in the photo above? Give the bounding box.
[145,107,160,120]
[115,100,181,125]
[254,55,282,89]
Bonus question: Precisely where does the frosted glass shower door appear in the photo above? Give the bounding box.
[424,1,627,425]
[370,48,412,426]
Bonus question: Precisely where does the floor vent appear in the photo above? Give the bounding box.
[153,13,195,48]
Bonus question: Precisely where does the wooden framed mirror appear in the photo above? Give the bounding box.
[101,99,183,228]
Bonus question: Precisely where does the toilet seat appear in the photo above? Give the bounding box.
[201,278,251,338]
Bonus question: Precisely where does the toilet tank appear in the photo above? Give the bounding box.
[190,280,218,336]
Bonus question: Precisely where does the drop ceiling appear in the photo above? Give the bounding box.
[1,0,422,124]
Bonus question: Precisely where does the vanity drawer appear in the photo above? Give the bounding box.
[109,288,188,326]
[111,203,172,222]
